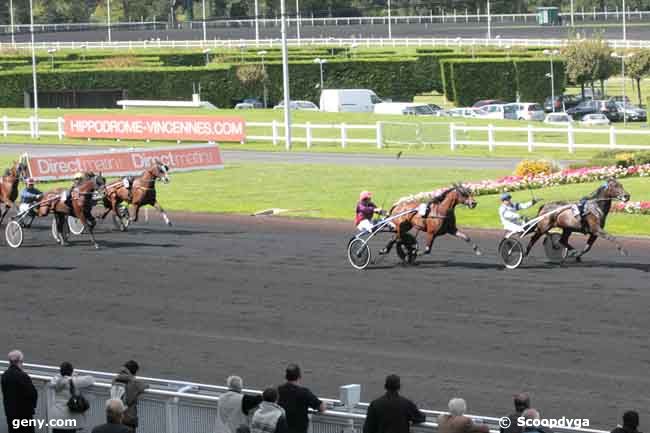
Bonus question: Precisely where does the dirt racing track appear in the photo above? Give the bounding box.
[1,213,649,428]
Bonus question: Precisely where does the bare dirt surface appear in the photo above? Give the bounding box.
[0,212,648,428]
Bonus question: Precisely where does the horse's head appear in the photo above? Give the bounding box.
[454,183,477,209]
[601,178,630,202]
[15,161,28,180]
[150,159,170,184]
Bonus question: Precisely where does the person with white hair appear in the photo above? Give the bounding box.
[91,400,130,433]
[217,375,263,433]
[438,398,489,433]
[1,350,38,433]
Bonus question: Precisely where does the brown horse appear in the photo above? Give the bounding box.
[100,159,171,229]
[524,178,630,262]
[38,172,106,249]
[382,184,482,263]
[0,161,28,226]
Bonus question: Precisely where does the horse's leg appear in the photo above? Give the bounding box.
[0,202,11,226]
[380,235,397,255]
[451,229,482,256]
[56,214,68,246]
[130,204,141,223]
[595,228,628,256]
[524,229,544,257]
[559,229,578,257]
[422,231,435,255]
[575,234,598,262]
[153,200,172,226]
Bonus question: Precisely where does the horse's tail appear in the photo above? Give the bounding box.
[388,204,398,216]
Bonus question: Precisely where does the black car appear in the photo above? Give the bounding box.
[567,100,621,122]
[544,95,583,113]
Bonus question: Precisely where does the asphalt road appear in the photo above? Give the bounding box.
[1,213,648,429]
[0,20,647,43]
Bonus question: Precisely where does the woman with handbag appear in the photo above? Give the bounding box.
[48,362,95,433]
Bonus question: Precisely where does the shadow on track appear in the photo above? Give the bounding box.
[0,265,75,272]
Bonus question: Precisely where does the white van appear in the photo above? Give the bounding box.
[374,103,435,116]
[319,89,382,113]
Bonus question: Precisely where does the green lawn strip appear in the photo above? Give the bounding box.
[1,153,648,235]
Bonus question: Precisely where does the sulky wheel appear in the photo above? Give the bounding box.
[347,238,371,270]
[5,220,24,248]
[498,237,524,270]
[67,216,85,235]
[112,204,130,232]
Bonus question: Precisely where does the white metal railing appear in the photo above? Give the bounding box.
[0,361,609,433]
[3,37,650,51]
[449,123,650,153]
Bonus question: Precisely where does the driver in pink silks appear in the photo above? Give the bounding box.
[355,191,384,233]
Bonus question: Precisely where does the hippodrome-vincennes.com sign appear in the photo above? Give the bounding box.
[26,144,224,181]
[64,114,246,142]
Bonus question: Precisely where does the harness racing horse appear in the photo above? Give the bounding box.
[38,172,106,249]
[100,159,172,229]
[0,161,28,226]
[382,184,482,263]
[524,178,631,262]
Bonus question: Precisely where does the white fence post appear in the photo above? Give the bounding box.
[487,124,495,152]
[2,115,7,137]
[527,124,534,152]
[449,123,456,151]
[567,124,575,153]
[376,121,383,149]
[306,122,312,149]
[271,120,278,146]
[29,116,35,138]
[340,123,347,148]
[57,117,64,140]
[609,126,616,149]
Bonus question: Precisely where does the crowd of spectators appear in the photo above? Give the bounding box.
[1,350,644,433]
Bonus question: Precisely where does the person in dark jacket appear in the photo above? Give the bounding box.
[363,374,426,433]
[611,411,642,433]
[91,400,131,433]
[111,361,148,433]
[250,388,288,433]
[278,364,326,433]
[1,350,38,433]
[500,393,531,433]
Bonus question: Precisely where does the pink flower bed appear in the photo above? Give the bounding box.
[612,201,650,215]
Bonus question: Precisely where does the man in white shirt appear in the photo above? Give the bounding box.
[499,193,540,233]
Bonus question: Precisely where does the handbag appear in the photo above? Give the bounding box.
[67,378,90,413]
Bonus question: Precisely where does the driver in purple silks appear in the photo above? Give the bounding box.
[355,191,384,232]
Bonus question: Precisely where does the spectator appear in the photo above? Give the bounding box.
[91,400,131,433]
[1,350,38,433]
[278,364,326,433]
[217,375,263,433]
[250,388,288,433]
[111,360,148,433]
[438,398,489,433]
[611,411,642,433]
[363,374,425,433]
[48,362,95,433]
[500,393,531,433]
[521,409,549,433]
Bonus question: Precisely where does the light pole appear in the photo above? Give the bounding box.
[543,49,560,112]
[387,0,392,39]
[612,52,634,125]
[258,50,268,108]
[201,0,207,42]
[295,0,300,41]
[570,0,574,27]
[280,0,292,150]
[28,0,38,137]
[9,0,15,46]
[313,58,327,90]
[487,0,491,40]
[107,0,112,42]
[254,0,260,44]
[622,0,627,41]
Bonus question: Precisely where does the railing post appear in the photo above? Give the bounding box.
[449,123,456,151]
[166,397,178,433]
[376,121,383,149]
[57,117,64,140]
[527,124,534,152]
[487,123,495,152]
[272,120,278,146]
[2,115,7,137]
[609,125,616,149]
[29,116,35,138]
[340,123,347,148]
[306,122,312,149]
[567,123,575,153]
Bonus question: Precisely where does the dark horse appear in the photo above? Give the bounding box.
[38,172,106,249]
[0,161,28,226]
[100,159,172,229]
[524,178,631,262]
[382,184,483,263]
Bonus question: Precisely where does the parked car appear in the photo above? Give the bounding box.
[235,102,255,109]
[543,112,573,125]
[544,95,583,113]
[448,107,485,118]
[581,113,610,126]
[273,100,319,111]
[614,102,647,121]
[472,99,506,108]
[595,100,622,121]
[319,89,381,112]
[374,102,436,116]
[482,104,517,120]
[507,103,545,121]
[610,95,631,104]
[426,103,443,112]
[567,100,620,121]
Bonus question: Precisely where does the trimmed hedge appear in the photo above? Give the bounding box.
[515,59,566,104]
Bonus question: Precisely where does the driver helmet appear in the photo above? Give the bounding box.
[74,172,84,180]
[500,193,512,201]
[359,191,372,201]
[26,178,35,186]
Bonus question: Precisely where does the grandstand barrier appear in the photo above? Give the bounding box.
[0,361,608,433]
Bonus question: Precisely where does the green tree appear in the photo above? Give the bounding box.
[625,50,650,106]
